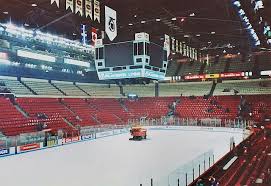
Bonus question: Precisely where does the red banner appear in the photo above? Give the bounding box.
[20,143,40,151]
[220,72,244,78]
[184,74,205,80]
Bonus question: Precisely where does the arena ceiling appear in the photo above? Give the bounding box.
[0,0,250,53]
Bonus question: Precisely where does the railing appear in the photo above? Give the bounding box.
[128,117,253,129]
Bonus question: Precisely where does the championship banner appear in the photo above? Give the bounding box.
[75,0,83,16]
[105,6,117,41]
[164,34,170,57]
[183,43,186,56]
[85,0,92,19]
[51,0,60,7]
[94,0,100,22]
[175,40,179,53]
[180,42,183,55]
[91,27,97,45]
[171,37,175,51]
[66,0,74,12]
[190,47,192,58]
[186,45,189,57]
[195,50,198,60]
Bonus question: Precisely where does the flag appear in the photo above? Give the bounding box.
[85,0,92,19]
[91,27,97,46]
[94,0,100,22]
[164,34,170,57]
[75,0,83,16]
[81,24,87,45]
[51,0,60,7]
[66,0,74,12]
[105,6,117,41]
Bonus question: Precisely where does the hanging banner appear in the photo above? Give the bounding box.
[81,24,87,45]
[94,0,100,22]
[91,27,97,45]
[66,0,74,12]
[180,42,183,55]
[186,45,189,57]
[175,40,179,53]
[75,0,83,16]
[195,50,198,60]
[164,34,170,57]
[105,6,117,41]
[85,0,92,19]
[51,0,60,7]
[171,37,175,51]
[183,43,186,56]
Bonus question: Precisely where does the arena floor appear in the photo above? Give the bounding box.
[0,127,246,186]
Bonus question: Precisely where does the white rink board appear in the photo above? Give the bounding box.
[0,126,246,186]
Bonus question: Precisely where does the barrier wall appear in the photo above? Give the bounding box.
[0,127,129,158]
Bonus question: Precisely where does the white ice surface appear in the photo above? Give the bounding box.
[0,127,245,186]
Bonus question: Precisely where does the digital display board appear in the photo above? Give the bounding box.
[149,42,165,68]
[104,41,134,67]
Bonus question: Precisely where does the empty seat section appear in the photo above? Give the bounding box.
[53,81,87,96]
[77,83,121,98]
[22,78,63,96]
[159,81,212,97]
[0,97,35,136]
[0,76,32,95]
[16,98,77,134]
[214,79,271,96]
[62,98,97,126]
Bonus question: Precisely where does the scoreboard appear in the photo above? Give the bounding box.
[95,33,168,80]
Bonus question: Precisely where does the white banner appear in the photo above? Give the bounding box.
[183,43,186,56]
[171,37,175,51]
[66,0,74,12]
[75,0,83,16]
[180,42,183,54]
[164,34,170,57]
[94,0,100,22]
[105,6,117,41]
[175,40,179,53]
[85,0,92,19]
[51,0,60,7]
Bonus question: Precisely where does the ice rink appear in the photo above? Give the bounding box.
[0,127,246,186]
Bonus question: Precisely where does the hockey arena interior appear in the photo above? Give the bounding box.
[0,0,271,186]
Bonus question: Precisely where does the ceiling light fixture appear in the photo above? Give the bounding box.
[189,13,195,17]
[184,35,189,38]
[171,17,177,21]
[24,23,29,27]
[141,21,146,24]
[128,23,133,26]
[196,34,200,37]
[3,11,8,15]
[211,31,216,34]
[31,3,37,7]
[180,18,185,22]
[156,18,161,22]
